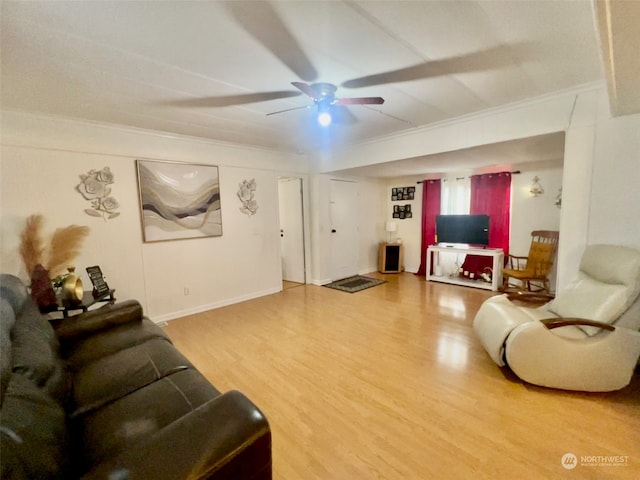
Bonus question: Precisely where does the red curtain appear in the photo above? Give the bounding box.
[461,172,511,277]
[416,179,441,276]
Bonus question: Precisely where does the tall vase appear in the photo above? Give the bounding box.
[62,266,83,305]
[30,264,58,313]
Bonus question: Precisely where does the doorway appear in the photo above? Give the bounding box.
[330,179,359,280]
[278,177,306,288]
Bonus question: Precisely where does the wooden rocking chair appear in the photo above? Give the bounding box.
[502,230,559,293]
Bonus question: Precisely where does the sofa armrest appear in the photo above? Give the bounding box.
[540,317,615,331]
[81,390,272,480]
[506,291,555,305]
[54,300,143,341]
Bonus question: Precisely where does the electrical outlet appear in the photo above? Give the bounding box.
[183,286,190,296]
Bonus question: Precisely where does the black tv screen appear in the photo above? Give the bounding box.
[436,214,490,246]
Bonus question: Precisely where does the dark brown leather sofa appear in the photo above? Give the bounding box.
[0,274,271,479]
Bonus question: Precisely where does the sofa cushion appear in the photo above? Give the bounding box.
[11,300,60,386]
[615,295,640,331]
[548,273,628,335]
[61,318,170,368]
[1,274,27,404]
[580,244,640,309]
[0,373,68,480]
[73,368,221,472]
[0,274,28,315]
[71,337,195,417]
[1,298,16,403]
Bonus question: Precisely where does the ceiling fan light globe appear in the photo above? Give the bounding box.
[318,112,332,127]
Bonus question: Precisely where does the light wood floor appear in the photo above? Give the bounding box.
[163,272,640,479]
[282,280,304,290]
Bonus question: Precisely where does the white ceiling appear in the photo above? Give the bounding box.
[0,1,636,175]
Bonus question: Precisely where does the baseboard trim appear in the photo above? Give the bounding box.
[150,286,282,324]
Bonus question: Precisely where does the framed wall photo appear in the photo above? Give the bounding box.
[391,185,416,201]
[392,204,412,220]
[136,160,223,242]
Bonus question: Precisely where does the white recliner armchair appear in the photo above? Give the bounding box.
[473,244,640,392]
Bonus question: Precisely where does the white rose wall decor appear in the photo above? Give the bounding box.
[77,167,120,220]
[237,179,258,217]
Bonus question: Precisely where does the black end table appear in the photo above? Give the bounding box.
[52,289,116,319]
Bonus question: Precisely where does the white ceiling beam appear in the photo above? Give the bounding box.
[593,0,640,116]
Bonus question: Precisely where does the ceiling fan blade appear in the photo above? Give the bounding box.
[266,105,311,116]
[342,45,522,89]
[334,97,385,105]
[164,90,301,108]
[291,82,322,100]
[227,1,318,82]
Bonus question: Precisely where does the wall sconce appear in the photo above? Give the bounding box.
[385,221,397,243]
[554,188,562,208]
[529,176,544,196]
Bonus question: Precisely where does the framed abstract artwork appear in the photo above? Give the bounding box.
[136,160,222,242]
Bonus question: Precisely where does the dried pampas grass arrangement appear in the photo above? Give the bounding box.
[19,214,46,277]
[19,214,90,278]
[47,225,91,276]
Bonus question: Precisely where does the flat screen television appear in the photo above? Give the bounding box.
[435,214,490,246]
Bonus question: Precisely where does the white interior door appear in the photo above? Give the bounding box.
[278,178,305,283]
[330,179,359,280]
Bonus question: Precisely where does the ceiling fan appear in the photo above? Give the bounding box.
[266,82,384,126]
[166,2,519,126]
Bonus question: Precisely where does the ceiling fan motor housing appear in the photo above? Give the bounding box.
[311,82,338,103]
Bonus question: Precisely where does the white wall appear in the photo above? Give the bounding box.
[356,179,387,274]
[325,86,639,292]
[555,91,599,289]
[0,111,310,322]
[383,177,424,273]
[308,174,385,284]
[588,99,640,246]
[139,166,283,321]
[1,144,148,306]
[509,162,563,291]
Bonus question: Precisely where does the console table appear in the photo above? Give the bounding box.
[426,245,503,291]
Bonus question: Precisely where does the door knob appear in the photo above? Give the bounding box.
[331,229,337,233]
